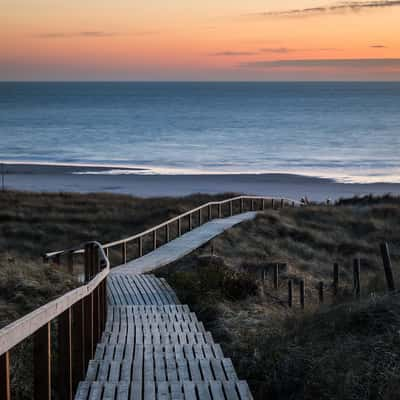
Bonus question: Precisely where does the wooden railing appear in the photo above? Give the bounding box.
[44,195,302,269]
[0,242,109,400]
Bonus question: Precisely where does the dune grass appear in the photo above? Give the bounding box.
[157,195,400,400]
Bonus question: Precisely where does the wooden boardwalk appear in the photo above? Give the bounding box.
[75,274,253,399]
[111,212,257,276]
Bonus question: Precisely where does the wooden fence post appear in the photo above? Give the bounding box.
[318,281,324,303]
[153,230,157,250]
[229,201,233,216]
[261,199,265,210]
[198,209,202,225]
[288,280,293,307]
[240,198,244,213]
[83,293,93,367]
[177,218,181,236]
[273,264,279,289]
[380,242,395,291]
[188,214,193,230]
[72,300,85,392]
[333,263,339,297]
[58,308,73,400]
[34,322,51,400]
[251,200,255,211]
[280,199,284,208]
[300,280,305,309]
[208,205,212,220]
[165,225,170,243]
[353,258,361,299]
[271,199,275,209]
[84,243,92,282]
[0,352,11,400]
[218,204,222,218]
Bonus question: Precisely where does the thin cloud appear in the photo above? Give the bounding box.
[249,1,400,18]
[211,51,258,56]
[260,47,295,54]
[240,58,400,68]
[33,30,157,39]
[370,44,387,48]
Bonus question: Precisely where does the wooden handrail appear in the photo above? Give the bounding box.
[0,242,109,400]
[45,195,301,262]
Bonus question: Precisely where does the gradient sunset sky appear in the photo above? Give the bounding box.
[1,0,400,80]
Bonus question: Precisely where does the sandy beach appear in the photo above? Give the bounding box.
[2,163,400,201]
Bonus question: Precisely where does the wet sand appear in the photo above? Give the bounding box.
[1,163,400,202]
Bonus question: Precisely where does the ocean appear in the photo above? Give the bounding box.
[0,82,399,183]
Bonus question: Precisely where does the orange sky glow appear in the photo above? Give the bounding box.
[1,0,400,80]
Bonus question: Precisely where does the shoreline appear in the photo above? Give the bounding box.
[1,163,400,201]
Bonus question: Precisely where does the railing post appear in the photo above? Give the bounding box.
[122,242,127,264]
[198,209,202,225]
[380,242,395,291]
[138,237,143,257]
[280,199,284,208]
[271,199,275,209]
[93,287,100,350]
[0,352,11,400]
[261,199,265,210]
[165,225,170,243]
[251,200,255,211]
[189,214,193,230]
[208,205,212,220]
[178,218,182,236]
[34,322,51,400]
[153,230,157,250]
[84,243,92,282]
[72,299,85,393]
[240,198,244,213]
[218,204,222,218]
[83,293,93,367]
[229,201,233,216]
[58,308,73,400]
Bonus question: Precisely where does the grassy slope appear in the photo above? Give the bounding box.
[158,197,400,400]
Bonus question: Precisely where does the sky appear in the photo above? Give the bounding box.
[1,0,400,80]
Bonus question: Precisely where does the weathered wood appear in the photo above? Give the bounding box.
[189,214,193,230]
[229,201,233,217]
[380,242,395,291]
[318,282,324,303]
[218,204,222,218]
[199,209,202,225]
[0,351,11,400]
[288,280,293,307]
[72,300,85,392]
[273,264,279,289]
[84,243,92,282]
[333,263,339,297]
[271,198,275,209]
[34,322,51,400]
[165,224,170,243]
[208,204,212,220]
[353,258,361,299]
[251,200,255,211]
[300,280,305,309]
[261,199,265,210]
[84,293,94,367]
[178,218,182,236]
[280,199,284,208]
[240,199,244,213]
[58,308,73,400]
[153,230,157,251]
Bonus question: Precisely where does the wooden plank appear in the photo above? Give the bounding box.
[75,382,90,400]
[210,381,225,400]
[236,382,253,400]
[88,382,103,400]
[34,322,51,400]
[222,382,239,400]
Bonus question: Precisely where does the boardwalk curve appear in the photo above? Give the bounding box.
[75,274,254,399]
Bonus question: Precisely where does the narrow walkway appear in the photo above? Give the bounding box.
[111,212,257,275]
[76,274,253,399]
